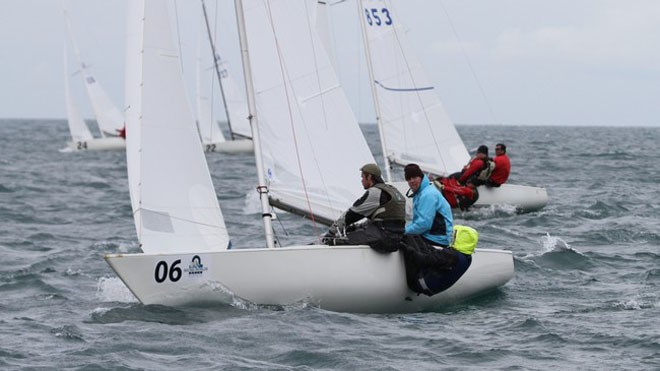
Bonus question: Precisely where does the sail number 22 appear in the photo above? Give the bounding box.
[364,8,393,26]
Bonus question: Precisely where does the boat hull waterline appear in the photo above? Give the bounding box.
[105,245,513,313]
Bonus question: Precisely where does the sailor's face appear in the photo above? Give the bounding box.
[361,173,371,189]
[407,176,422,192]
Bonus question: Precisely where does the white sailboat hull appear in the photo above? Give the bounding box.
[393,181,547,213]
[63,137,126,152]
[475,183,548,212]
[104,245,513,313]
[203,139,253,154]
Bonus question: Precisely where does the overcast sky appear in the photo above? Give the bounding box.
[1,0,659,126]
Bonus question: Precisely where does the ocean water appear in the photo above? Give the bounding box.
[1,119,660,370]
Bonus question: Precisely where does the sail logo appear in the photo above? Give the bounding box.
[184,255,208,276]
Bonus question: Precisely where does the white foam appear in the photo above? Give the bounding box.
[96,276,138,303]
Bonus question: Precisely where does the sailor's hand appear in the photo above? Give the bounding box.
[321,230,335,245]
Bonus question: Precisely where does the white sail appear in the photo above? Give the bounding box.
[79,66,125,137]
[64,8,124,138]
[124,0,229,253]
[104,0,514,313]
[200,1,252,143]
[242,0,376,223]
[63,45,93,142]
[196,29,227,145]
[220,61,252,140]
[358,0,469,176]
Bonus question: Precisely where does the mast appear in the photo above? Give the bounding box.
[357,1,392,182]
[201,0,235,140]
[234,0,275,248]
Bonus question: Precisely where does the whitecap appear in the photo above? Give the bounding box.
[96,276,138,303]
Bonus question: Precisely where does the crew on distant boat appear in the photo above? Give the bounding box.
[403,163,453,247]
[485,143,510,187]
[433,176,478,211]
[449,145,495,186]
[117,124,126,139]
[322,163,406,252]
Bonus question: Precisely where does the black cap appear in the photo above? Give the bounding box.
[477,145,488,155]
[404,163,424,180]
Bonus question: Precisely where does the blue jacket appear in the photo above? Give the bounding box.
[405,175,454,246]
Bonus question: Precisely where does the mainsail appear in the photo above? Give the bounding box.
[242,0,376,223]
[358,0,470,176]
[64,8,124,138]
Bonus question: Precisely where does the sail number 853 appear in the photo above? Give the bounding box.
[364,8,393,26]
[154,259,182,283]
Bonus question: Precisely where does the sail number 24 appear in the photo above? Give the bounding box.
[364,8,393,26]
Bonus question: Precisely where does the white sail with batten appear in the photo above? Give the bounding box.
[124,0,229,253]
[243,0,375,223]
[359,0,469,176]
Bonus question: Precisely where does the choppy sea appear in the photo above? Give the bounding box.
[1,119,659,370]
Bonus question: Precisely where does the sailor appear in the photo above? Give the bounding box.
[117,124,126,139]
[486,143,510,187]
[433,176,479,211]
[322,163,406,252]
[451,145,495,186]
[403,163,453,247]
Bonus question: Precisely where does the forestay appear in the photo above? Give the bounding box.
[124,1,229,253]
[359,0,469,176]
[242,0,375,222]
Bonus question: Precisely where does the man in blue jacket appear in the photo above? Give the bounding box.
[403,163,453,247]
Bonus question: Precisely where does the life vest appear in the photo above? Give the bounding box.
[476,159,496,181]
[450,225,478,255]
[369,183,406,222]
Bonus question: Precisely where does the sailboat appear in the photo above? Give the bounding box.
[195,0,253,154]
[356,0,547,212]
[105,0,513,313]
[61,7,125,152]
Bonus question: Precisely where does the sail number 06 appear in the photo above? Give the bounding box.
[364,8,393,26]
[154,259,182,283]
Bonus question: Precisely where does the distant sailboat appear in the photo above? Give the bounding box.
[61,7,125,152]
[105,0,514,313]
[357,0,547,212]
[195,0,252,154]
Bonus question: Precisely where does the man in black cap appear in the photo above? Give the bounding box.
[323,163,406,252]
[451,145,495,186]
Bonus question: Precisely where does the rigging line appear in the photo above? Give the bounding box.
[173,0,185,74]
[264,1,321,237]
[438,0,499,125]
[388,13,451,174]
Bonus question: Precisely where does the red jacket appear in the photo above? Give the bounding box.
[490,154,510,185]
[459,158,485,184]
